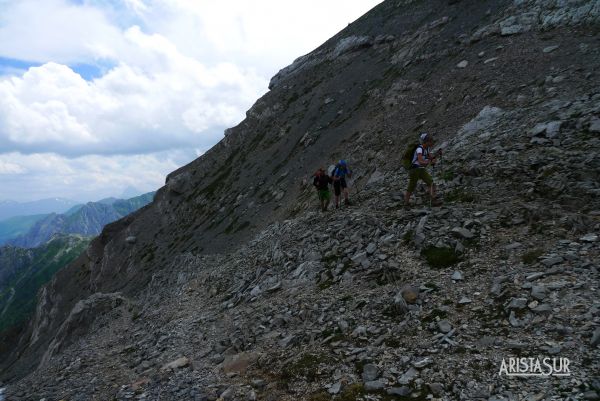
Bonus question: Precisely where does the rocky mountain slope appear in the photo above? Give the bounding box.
[8,193,155,248]
[0,235,90,336]
[2,0,600,400]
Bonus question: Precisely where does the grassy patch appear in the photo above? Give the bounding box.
[444,188,476,203]
[338,383,366,401]
[421,308,448,323]
[421,246,461,268]
[441,170,455,181]
[308,391,331,401]
[280,353,328,382]
[522,248,544,264]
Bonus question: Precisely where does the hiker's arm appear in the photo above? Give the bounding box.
[417,153,432,165]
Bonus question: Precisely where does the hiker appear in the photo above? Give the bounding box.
[313,167,332,211]
[331,159,352,208]
[403,133,442,206]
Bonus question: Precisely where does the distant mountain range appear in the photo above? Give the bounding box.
[6,192,155,249]
[0,198,79,221]
[0,214,49,245]
[0,234,91,333]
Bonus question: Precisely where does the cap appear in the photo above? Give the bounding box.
[419,132,433,144]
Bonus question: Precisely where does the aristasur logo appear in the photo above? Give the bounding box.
[499,357,571,377]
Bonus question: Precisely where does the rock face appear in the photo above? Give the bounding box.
[2,0,600,400]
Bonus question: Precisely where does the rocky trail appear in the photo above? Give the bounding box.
[7,121,599,399]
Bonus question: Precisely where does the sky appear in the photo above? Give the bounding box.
[0,0,382,202]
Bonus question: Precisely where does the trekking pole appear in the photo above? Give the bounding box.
[430,162,434,208]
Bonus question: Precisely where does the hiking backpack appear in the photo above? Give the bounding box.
[402,142,420,170]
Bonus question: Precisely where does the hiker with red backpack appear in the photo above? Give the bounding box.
[313,167,333,212]
[403,133,442,206]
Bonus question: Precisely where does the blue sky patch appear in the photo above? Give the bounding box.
[0,56,114,81]
[0,57,41,76]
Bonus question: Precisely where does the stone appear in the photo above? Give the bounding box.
[459,297,472,304]
[220,387,234,400]
[428,382,444,396]
[393,291,409,315]
[508,298,528,310]
[167,172,189,194]
[125,236,136,244]
[543,45,559,53]
[589,118,600,133]
[251,379,266,389]
[437,320,452,333]
[364,380,386,392]
[413,357,432,368]
[398,367,418,384]
[351,252,368,265]
[451,271,463,280]
[501,25,524,36]
[332,35,372,57]
[456,60,468,68]
[400,285,419,304]
[351,326,367,337]
[387,386,411,396]
[583,391,600,400]
[328,382,341,395]
[451,227,474,239]
[542,256,563,267]
[591,327,600,347]
[362,363,379,382]
[161,356,190,371]
[532,303,552,314]
[531,285,547,301]
[545,121,562,138]
[278,335,297,348]
[580,233,598,243]
[250,285,261,297]
[366,243,377,255]
[222,352,260,374]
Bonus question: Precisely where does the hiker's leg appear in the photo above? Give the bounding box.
[422,170,434,198]
[406,169,418,204]
[333,181,341,207]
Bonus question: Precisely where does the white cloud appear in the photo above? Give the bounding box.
[0,0,383,200]
[0,158,25,174]
[0,44,267,156]
[0,151,191,201]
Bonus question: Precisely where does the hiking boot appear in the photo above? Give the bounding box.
[345,200,351,206]
[431,198,443,207]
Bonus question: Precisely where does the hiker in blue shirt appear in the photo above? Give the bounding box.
[331,160,352,208]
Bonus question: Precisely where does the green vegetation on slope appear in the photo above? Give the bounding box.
[0,235,91,332]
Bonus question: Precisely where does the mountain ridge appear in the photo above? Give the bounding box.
[1,1,599,399]
[7,192,155,248]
